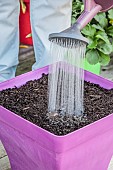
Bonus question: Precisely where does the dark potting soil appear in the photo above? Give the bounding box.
[0,73,113,135]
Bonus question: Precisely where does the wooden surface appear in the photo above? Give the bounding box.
[0,141,11,170]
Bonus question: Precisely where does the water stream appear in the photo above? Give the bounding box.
[48,39,86,117]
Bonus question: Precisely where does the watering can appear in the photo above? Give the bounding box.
[49,0,113,45]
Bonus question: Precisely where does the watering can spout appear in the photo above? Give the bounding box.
[75,0,113,30]
[49,0,113,45]
[75,0,102,30]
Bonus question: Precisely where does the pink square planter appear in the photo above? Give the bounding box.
[0,66,113,170]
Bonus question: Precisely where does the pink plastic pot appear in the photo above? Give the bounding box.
[0,66,113,170]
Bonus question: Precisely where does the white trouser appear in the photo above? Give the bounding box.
[0,0,72,82]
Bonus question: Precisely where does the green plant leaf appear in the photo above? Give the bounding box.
[94,13,108,28]
[26,33,32,38]
[72,0,83,21]
[106,26,113,37]
[95,31,110,44]
[99,52,110,66]
[86,50,99,65]
[81,25,96,37]
[108,9,113,19]
[87,38,98,49]
[109,19,113,26]
[92,24,104,31]
[97,40,112,54]
[81,4,84,11]
[71,17,76,24]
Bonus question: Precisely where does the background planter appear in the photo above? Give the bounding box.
[84,59,100,75]
[0,66,113,170]
[19,0,33,45]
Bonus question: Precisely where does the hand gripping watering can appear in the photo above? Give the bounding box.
[49,0,113,45]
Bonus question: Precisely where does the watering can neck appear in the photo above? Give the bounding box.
[73,0,113,30]
[74,3,102,30]
[84,0,98,12]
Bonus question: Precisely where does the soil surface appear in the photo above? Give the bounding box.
[0,74,113,135]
